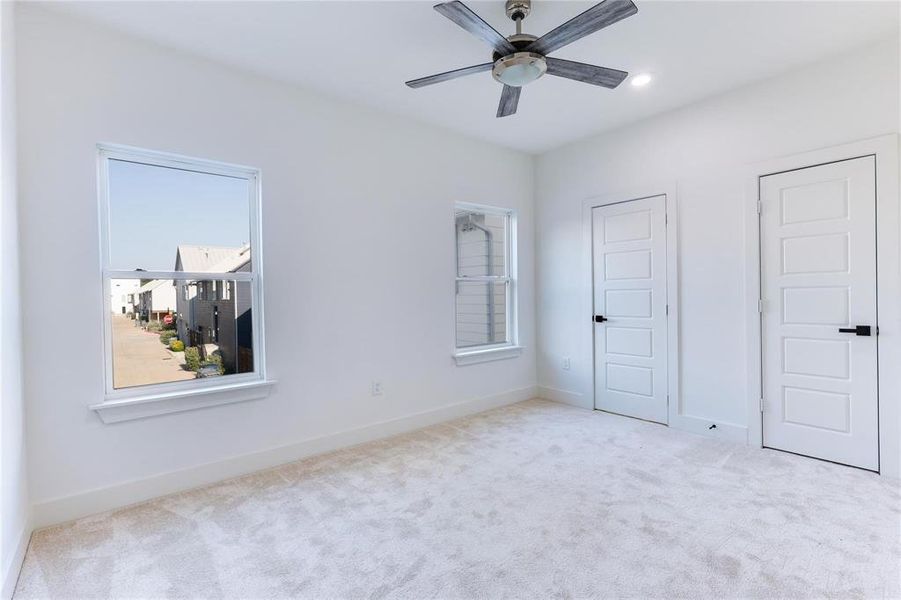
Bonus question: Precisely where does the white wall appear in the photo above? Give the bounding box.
[1,2,30,597]
[535,39,900,435]
[148,283,177,316]
[110,279,140,315]
[16,6,536,524]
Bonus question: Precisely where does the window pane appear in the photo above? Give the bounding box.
[110,278,254,390]
[455,280,508,348]
[108,159,252,272]
[456,209,506,277]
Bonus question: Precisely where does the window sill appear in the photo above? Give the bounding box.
[454,345,523,366]
[90,379,276,424]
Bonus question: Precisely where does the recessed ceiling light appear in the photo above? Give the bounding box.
[631,73,653,87]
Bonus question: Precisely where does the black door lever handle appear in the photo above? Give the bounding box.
[838,325,871,336]
[594,315,608,323]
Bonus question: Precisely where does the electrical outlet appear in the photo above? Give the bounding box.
[562,357,571,371]
[371,381,383,396]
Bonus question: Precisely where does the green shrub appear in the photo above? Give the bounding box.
[184,347,201,371]
[146,321,162,332]
[201,351,225,375]
[169,339,185,352]
[159,330,178,345]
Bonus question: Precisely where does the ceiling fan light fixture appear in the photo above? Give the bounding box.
[492,52,547,87]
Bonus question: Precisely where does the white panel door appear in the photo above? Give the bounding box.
[592,196,668,424]
[760,156,878,471]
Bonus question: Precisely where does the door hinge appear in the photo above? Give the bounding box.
[758,299,764,313]
[756,201,762,215]
[665,304,669,315]
[759,398,765,413]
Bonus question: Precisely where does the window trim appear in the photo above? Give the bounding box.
[94,143,271,420]
[453,202,520,365]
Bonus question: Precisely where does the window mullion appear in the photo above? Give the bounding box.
[105,269,254,282]
[455,276,510,283]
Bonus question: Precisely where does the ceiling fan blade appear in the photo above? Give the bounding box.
[497,85,521,118]
[545,57,628,89]
[406,62,494,88]
[434,1,516,56]
[526,0,637,56]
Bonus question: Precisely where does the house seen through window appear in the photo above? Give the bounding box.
[100,146,264,394]
[455,203,516,351]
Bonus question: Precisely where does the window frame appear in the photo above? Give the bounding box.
[94,144,271,419]
[453,202,521,364]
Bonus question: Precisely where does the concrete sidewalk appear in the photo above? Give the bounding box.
[112,315,194,389]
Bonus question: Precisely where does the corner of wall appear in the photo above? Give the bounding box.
[1,2,32,597]
[1,517,31,600]
[537,386,589,410]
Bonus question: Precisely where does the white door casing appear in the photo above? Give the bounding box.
[760,156,878,471]
[592,195,668,424]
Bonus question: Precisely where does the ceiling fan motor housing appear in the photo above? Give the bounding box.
[491,34,538,62]
[493,2,543,88]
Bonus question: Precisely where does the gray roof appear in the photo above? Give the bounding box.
[175,245,249,273]
[206,244,251,273]
[138,279,171,294]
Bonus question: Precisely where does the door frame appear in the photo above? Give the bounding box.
[582,184,680,426]
[744,134,900,477]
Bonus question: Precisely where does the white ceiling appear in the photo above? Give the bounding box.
[44,0,899,153]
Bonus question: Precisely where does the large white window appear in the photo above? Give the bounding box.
[94,144,270,422]
[454,203,520,365]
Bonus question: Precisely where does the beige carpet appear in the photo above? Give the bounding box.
[14,399,901,599]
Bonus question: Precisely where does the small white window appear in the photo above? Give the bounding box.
[454,203,520,364]
[96,144,269,417]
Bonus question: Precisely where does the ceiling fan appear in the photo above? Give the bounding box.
[405,0,638,117]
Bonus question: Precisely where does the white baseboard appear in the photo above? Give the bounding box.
[539,385,749,444]
[537,385,589,409]
[669,413,748,444]
[33,385,538,530]
[2,516,31,600]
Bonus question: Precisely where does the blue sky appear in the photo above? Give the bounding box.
[108,159,250,271]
